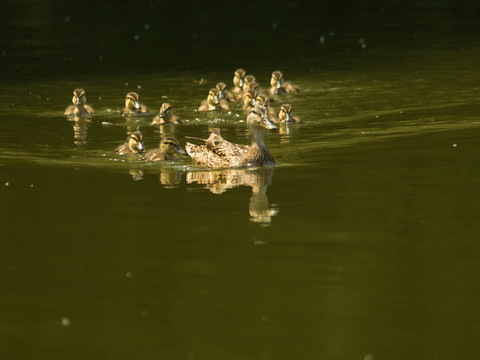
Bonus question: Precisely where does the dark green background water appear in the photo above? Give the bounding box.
[2,1,480,359]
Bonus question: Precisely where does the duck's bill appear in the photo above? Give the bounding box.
[239,79,244,88]
[137,142,145,152]
[262,117,277,130]
[176,146,188,155]
[134,101,141,110]
[160,109,167,118]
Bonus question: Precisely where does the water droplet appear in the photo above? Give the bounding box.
[64,15,71,22]
[319,36,326,45]
[145,23,150,30]
[5,182,10,187]
[61,317,70,327]
[134,34,140,40]
[452,143,458,147]
[126,271,133,278]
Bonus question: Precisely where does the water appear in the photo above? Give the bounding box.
[2,1,480,359]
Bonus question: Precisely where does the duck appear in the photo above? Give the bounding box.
[242,89,258,111]
[121,92,149,115]
[141,137,187,161]
[269,71,301,95]
[232,68,246,95]
[277,104,302,124]
[216,82,236,102]
[242,75,256,92]
[255,94,278,123]
[151,103,182,124]
[198,88,229,111]
[114,131,145,155]
[64,88,94,115]
[185,104,277,169]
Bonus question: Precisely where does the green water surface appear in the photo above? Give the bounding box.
[2,1,480,359]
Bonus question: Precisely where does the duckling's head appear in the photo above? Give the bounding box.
[233,68,246,88]
[128,131,145,153]
[72,88,87,106]
[243,75,256,91]
[216,82,227,99]
[207,88,220,105]
[279,104,292,123]
[255,94,269,107]
[248,104,277,131]
[125,92,141,111]
[159,103,173,118]
[160,137,187,156]
[271,71,284,89]
[246,80,259,91]
[244,89,257,107]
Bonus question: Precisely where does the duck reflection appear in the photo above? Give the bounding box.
[69,116,91,145]
[186,166,278,225]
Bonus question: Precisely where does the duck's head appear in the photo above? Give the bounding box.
[207,88,220,105]
[159,102,173,118]
[216,82,227,99]
[271,71,284,89]
[248,104,277,131]
[243,89,257,108]
[279,104,292,123]
[243,75,256,92]
[72,88,87,106]
[233,68,246,88]
[125,92,141,111]
[160,137,187,156]
[128,131,145,153]
[255,94,269,107]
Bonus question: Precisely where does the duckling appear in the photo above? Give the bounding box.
[243,75,256,92]
[216,82,236,102]
[198,88,229,111]
[114,131,145,155]
[185,104,277,169]
[232,68,246,94]
[121,92,149,115]
[141,137,187,161]
[255,94,278,123]
[242,89,258,111]
[277,104,302,124]
[269,71,301,95]
[151,103,182,125]
[64,88,94,115]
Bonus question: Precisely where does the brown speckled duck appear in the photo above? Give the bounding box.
[277,104,302,124]
[141,137,187,161]
[151,103,182,124]
[121,92,149,115]
[185,104,276,169]
[64,88,94,116]
[114,131,145,155]
[198,88,229,111]
[269,71,301,95]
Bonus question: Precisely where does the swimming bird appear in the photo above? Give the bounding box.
[255,94,278,123]
[151,103,182,124]
[269,71,301,95]
[64,88,94,115]
[198,88,229,111]
[277,104,302,124]
[216,82,235,102]
[121,92,149,115]
[243,75,256,92]
[114,131,145,155]
[141,137,187,161]
[242,89,258,111]
[232,68,246,95]
[185,104,276,169]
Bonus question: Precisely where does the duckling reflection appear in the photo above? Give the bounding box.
[69,116,90,145]
[129,168,144,181]
[186,166,278,225]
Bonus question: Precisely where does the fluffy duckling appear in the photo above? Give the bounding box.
[141,137,187,161]
[121,92,149,115]
[114,131,145,155]
[151,103,182,125]
[198,88,229,111]
[232,68,246,94]
[185,104,277,169]
[277,104,302,124]
[242,89,258,111]
[255,94,278,123]
[243,75,256,92]
[269,71,301,95]
[216,82,235,102]
[64,88,94,116]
